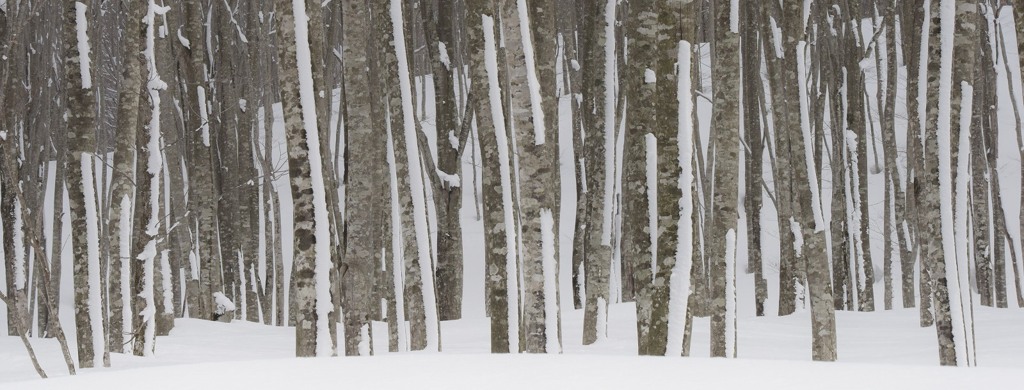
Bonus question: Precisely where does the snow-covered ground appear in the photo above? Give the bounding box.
[3,305,1024,388]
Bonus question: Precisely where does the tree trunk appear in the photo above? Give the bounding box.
[468,0,517,353]
[623,0,656,355]
[708,0,741,358]
[422,0,466,322]
[182,0,221,321]
[580,0,614,347]
[743,0,767,318]
[275,0,335,357]
[65,0,103,369]
[922,0,960,366]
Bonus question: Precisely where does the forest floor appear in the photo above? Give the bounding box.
[2,304,1023,389]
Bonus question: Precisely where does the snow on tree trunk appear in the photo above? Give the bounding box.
[182,0,221,321]
[422,0,467,322]
[580,0,616,347]
[709,0,742,358]
[274,0,335,357]
[106,0,146,352]
[65,0,104,369]
[922,0,964,366]
[773,0,803,317]
[467,0,518,354]
[622,0,657,355]
[502,0,559,353]
[385,0,442,352]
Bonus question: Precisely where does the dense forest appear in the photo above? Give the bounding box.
[2,0,1024,380]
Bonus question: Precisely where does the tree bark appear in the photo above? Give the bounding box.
[65,0,102,369]
[275,0,335,357]
[708,0,741,358]
[623,0,656,355]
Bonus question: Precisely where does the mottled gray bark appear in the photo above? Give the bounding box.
[275,0,333,357]
[743,0,766,318]
[423,0,466,322]
[379,0,435,353]
[923,0,957,366]
[772,0,801,317]
[502,0,559,353]
[623,0,656,355]
[709,0,740,358]
[468,0,514,353]
[183,0,221,321]
[845,0,874,313]
[65,0,101,369]
[110,0,147,350]
[972,2,994,308]
[580,0,614,347]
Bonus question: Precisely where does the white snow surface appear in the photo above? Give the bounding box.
[4,307,1024,387]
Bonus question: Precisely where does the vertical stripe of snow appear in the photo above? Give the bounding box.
[81,154,105,363]
[119,195,133,336]
[600,0,617,245]
[725,229,737,357]
[386,124,409,351]
[515,0,547,145]
[667,41,694,357]
[482,13,521,353]
[796,41,824,230]
[291,0,335,357]
[13,200,24,290]
[140,0,170,356]
[541,209,559,352]
[937,0,968,366]
[955,80,976,360]
[198,86,210,147]
[393,0,441,351]
[645,134,658,275]
[75,2,92,89]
